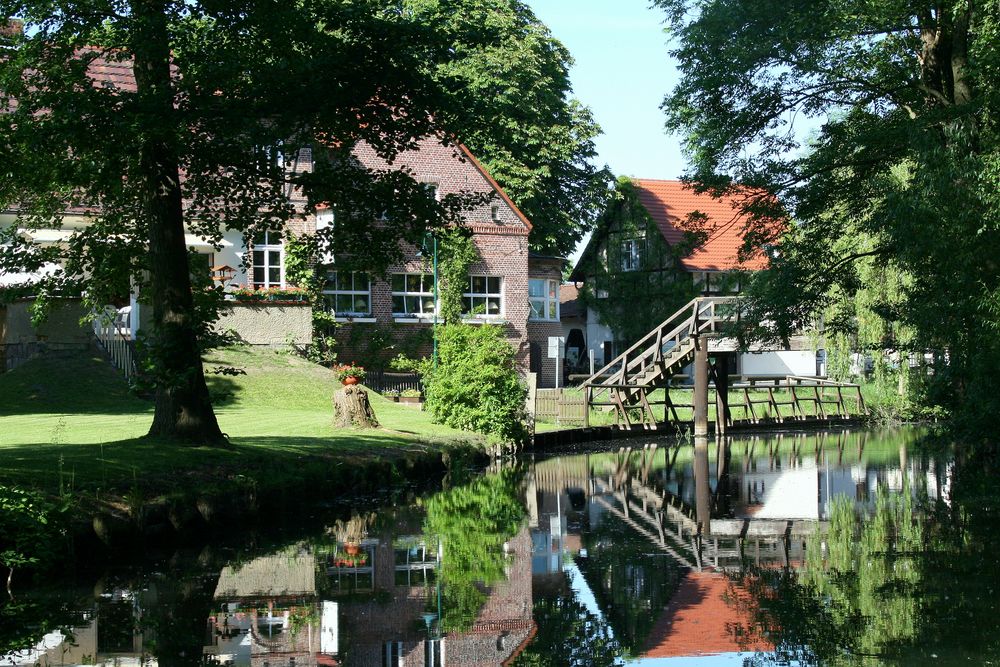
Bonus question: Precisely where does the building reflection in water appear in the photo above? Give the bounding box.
[5,429,952,666]
[526,428,951,661]
[6,514,535,666]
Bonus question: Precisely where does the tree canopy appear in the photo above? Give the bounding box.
[659,0,1000,422]
[421,0,612,256]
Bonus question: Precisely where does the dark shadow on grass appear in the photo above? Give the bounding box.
[0,432,462,495]
[204,373,242,407]
[0,354,153,417]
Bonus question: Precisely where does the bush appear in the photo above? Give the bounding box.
[421,323,528,446]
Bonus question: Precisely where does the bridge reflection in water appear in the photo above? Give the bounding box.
[526,428,950,660]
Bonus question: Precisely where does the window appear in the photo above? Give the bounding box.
[392,273,436,316]
[251,230,283,289]
[462,276,502,317]
[621,239,641,272]
[323,271,371,316]
[693,271,740,294]
[425,639,443,667]
[383,641,402,667]
[529,279,559,321]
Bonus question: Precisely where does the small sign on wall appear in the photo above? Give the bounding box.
[547,336,564,359]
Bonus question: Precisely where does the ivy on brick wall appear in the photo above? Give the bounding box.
[437,229,478,325]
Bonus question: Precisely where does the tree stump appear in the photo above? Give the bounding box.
[333,385,379,428]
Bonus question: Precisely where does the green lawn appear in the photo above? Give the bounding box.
[0,346,480,496]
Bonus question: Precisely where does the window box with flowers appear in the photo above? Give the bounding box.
[231,286,309,304]
[335,363,366,385]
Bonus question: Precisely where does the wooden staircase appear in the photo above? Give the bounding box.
[582,297,738,429]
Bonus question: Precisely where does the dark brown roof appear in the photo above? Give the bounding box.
[559,283,582,319]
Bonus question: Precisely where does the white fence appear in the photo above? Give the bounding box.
[93,306,137,381]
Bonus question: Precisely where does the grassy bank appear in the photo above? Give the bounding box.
[0,346,483,503]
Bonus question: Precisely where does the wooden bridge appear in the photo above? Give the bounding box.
[581,297,866,433]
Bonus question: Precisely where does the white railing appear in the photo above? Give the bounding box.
[93,305,137,381]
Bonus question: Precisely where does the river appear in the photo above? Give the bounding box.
[3,426,998,666]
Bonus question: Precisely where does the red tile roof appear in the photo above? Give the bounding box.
[86,53,139,92]
[633,179,771,272]
[641,572,771,658]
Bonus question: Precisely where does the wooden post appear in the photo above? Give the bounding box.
[693,336,709,437]
[694,437,711,537]
[713,354,730,435]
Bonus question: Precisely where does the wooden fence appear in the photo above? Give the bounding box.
[365,370,423,395]
[534,388,587,426]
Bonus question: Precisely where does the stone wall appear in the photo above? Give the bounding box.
[215,302,312,346]
[1,298,92,371]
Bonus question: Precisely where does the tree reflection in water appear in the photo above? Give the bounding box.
[737,446,1000,665]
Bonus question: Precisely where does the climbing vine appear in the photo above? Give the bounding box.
[578,178,701,346]
[436,229,478,324]
[283,233,340,364]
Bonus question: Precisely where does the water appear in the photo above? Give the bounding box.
[4,427,999,666]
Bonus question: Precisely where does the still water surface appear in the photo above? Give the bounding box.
[4,427,998,666]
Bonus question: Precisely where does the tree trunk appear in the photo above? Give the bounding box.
[334,386,379,428]
[131,0,226,446]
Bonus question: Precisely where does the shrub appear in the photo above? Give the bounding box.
[421,323,528,446]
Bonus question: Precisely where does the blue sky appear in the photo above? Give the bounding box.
[525,0,688,181]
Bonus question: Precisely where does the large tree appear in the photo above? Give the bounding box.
[0,1,604,445]
[418,0,612,256]
[659,0,1000,421]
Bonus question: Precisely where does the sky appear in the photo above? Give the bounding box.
[524,0,688,181]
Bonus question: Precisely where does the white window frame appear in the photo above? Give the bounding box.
[528,278,559,321]
[250,230,284,289]
[383,641,403,667]
[425,638,444,667]
[621,238,641,272]
[462,276,503,318]
[392,273,436,317]
[322,270,372,316]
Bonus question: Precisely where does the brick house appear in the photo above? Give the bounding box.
[0,50,569,387]
[307,137,567,388]
[569,178,817,378]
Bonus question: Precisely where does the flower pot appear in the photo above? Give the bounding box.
[343,376,359,386]
[345,543,361,555]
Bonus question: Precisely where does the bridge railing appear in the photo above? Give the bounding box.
[582,297,740,405]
